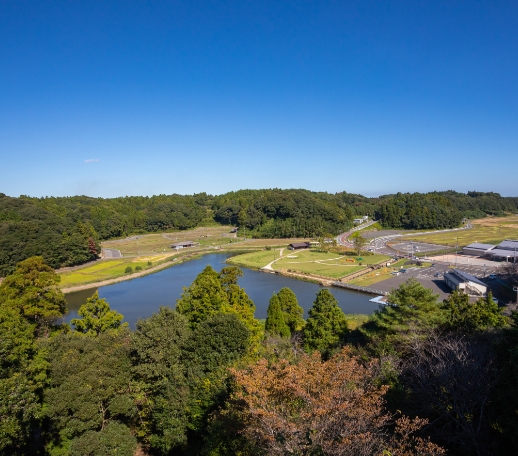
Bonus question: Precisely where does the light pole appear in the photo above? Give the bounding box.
[455,237,458,267]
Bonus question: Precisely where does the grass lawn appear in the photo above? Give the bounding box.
[228,248,391,279]
[227,250,281,269]
[404,216,518,247]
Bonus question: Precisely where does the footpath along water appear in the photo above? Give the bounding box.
[65,253,380,327]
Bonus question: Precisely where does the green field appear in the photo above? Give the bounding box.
[59,258,153,287]
[346,259,408,286]
[228,249,390,279]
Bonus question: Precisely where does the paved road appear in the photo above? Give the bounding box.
[103,248,122,259]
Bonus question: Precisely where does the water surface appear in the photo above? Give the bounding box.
[65,254,381,327]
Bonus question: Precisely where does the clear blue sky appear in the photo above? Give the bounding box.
[1,1,517,198]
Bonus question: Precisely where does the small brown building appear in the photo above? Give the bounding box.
[288,242,310,250]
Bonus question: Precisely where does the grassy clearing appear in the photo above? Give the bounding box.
[277,263,364,279]
[226,250,282,269]
[404,216,518,247]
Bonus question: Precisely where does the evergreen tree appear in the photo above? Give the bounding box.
[442,290,507,333]
[0,256,66,331]
[265,294,291,338]
[71,292,127,336]
[362,279,445,346]
[130,308,191,453]
[0,306,47,454]
[176,265,228,328]
[303,289,348,354]
[277,287,304,333]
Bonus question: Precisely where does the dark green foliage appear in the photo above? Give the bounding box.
[0,306,47,454]
[362,279,445,348]
[0,256,66,331]
[71,292,127,336]
[130,308,191,453]
[69,422,136,456]
[0,194,99,276]
[442,290,507,333]
[44,331,136,451]
[176,265,229,329]
[277,287,305,333]
[265,294,291,338]
[303,289,348,355]
[124,266,133,273]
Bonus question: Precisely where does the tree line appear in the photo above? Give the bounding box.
[2,189,518,275]
[3,255,518,454]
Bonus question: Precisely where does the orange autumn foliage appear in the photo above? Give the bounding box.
[230,347,444,455]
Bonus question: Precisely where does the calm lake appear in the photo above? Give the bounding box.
[64,253,381,327]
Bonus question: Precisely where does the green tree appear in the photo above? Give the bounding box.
[219,267,263,355]
[45,331,136,454]
[350,231,367,255]
[0,306,47,454]
[176,265,228,329]
[183,313,250,452]
[277,287,304,333]
[442,290,507,333]
[69,422,136,456]
[362,279,445,347]
[0,256,66,331]
[303,289,348,355]
[130,307,191,453]
[71,292,127,336]
[265,294,291,338]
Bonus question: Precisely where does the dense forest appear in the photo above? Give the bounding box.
[2,256,518,455]
[1,190,517,275]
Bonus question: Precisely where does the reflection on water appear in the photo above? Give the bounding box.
[65,254,381,328]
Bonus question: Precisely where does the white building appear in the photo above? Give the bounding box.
[444,269,487,296]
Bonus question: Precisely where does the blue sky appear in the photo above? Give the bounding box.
[1,1,517,198]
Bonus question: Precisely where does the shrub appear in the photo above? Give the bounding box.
[135,265,142,272]
[124,266,133,274]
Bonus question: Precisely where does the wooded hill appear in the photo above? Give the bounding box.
[1,189,517,275]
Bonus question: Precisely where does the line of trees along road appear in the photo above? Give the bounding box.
[1,189,518,275]
[2,256,518,455]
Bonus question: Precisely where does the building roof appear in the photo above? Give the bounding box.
[289,242,310,248]
[489,248,518,258]
[496,239,518,250]
[451,269,486,287]
[171,241,196,247]
[464,243,496,250]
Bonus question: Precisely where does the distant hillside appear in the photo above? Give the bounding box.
[1,189,517,275]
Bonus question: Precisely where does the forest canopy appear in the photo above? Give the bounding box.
[1,189,517,275]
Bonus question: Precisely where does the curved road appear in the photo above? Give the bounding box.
[336,221,473,256]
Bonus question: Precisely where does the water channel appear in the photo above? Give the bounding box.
[64,253,381,327]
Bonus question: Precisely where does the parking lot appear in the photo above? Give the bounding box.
[374,262,501,301]
[390,241,449,254]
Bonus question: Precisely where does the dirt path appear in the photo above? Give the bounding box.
[262,248,285,270]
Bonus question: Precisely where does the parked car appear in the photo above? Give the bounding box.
[488,274,497,280]
[434,272,442,277]
[492,297,499,304]
[431,263,436,267]
[400,269,407,273]
[391,271,400,276]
